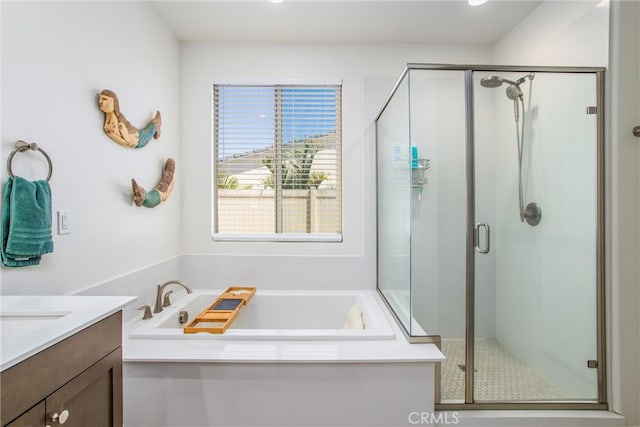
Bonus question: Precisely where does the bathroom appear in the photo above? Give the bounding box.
[1,1,638,426]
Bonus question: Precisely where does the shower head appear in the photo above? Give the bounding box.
[480,76,505,88]
[481,75,524,108]
[480,75,520,89]
[481,73,535,89]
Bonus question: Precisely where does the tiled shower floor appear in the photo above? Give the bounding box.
[440,338,568,402]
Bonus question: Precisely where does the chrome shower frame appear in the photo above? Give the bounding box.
[374,63,607,411]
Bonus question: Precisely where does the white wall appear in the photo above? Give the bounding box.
[608,1,640,425]
[179,42,491,290]
[0,2,181,295]
[493,1,609,67]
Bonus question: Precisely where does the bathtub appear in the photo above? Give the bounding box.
[123,289,444,426]
[129,289,395,340]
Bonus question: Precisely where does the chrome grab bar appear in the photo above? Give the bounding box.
[474,222,490,254]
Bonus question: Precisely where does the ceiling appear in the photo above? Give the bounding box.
[149,0,544,45]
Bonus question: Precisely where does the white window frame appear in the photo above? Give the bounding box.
[211,79,342,242]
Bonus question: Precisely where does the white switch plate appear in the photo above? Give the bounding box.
[57,210,71,235]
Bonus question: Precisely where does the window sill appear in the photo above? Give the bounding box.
[212,233,343,243]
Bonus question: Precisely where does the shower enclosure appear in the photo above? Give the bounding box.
[375,64,605,408]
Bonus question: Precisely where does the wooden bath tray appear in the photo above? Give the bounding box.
[183,286,256,334]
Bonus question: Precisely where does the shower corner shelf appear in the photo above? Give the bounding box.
[412,158,430,188]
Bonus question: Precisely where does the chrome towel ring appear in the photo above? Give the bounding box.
[6,140,53,181]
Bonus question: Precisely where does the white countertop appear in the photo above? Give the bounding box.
[1,295,136,371]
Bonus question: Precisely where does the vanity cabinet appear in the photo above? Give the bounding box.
[1,312,123,427]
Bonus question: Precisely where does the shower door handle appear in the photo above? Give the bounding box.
[475,222,491,254]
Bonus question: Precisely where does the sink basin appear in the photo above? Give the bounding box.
[0,311,72,340]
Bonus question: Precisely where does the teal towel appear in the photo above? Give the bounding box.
[1,176,54,267]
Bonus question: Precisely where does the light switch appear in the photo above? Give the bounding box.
[57,210,71,235]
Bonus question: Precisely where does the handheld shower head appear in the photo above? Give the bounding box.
[480,75,525,119]
[505,84,522,101]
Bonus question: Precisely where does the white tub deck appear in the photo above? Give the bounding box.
[123,290,443,427]
[123,289,443,363]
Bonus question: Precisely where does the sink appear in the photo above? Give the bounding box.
[0,311,72,340]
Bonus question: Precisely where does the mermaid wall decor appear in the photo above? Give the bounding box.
[98,89,161,149]
[132,158,176,208]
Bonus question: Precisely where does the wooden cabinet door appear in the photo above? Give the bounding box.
[45,349,122,427]
[5,402,45,427]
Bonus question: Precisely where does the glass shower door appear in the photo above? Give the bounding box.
[472,71,600,402]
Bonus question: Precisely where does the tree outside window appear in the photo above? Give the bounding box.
[213,84,342,241]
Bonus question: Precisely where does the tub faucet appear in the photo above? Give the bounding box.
[162,290,174,307]
[137,305,153,320]
[154,280,193,313]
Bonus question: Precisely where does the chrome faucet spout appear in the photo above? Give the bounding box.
[153,280,193,313]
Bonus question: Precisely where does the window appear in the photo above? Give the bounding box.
[213,83,342,241]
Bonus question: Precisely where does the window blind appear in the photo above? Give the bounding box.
[213,84,342,241]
